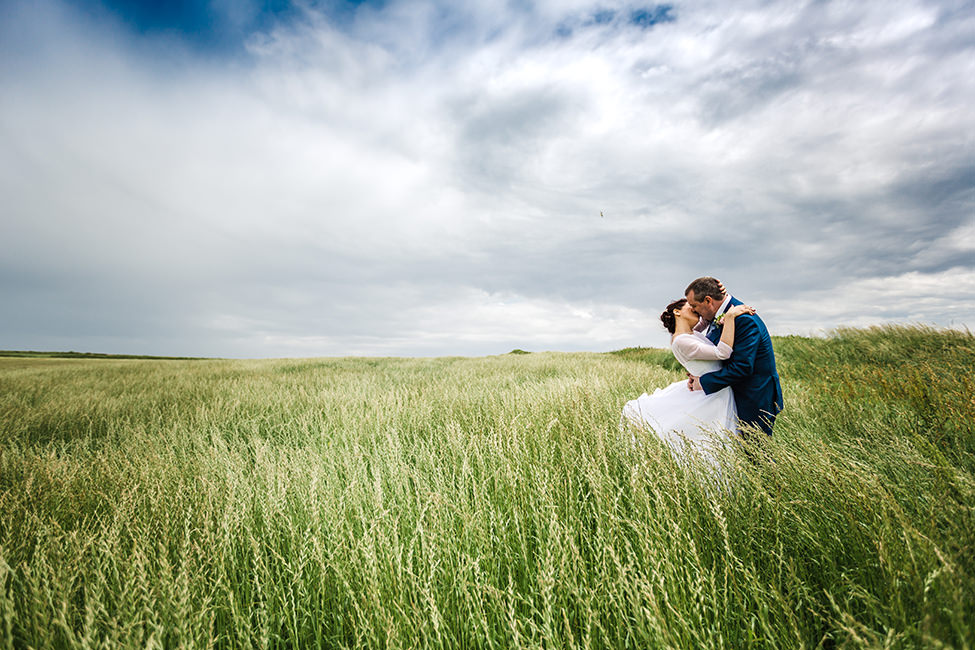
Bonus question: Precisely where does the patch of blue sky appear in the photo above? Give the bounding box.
[555,4,676,39]
[592,9,616,25]
[65,0,384,54]
[629,4,675,29]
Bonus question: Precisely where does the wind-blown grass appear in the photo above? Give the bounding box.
[0,326,972,648]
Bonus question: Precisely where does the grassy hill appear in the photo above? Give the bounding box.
[0,326,972,648]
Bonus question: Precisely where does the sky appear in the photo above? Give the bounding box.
[1,0,973,358]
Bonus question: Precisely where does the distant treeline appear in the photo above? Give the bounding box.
[0,350,209,360]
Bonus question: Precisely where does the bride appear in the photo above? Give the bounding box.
[621,297,754,465]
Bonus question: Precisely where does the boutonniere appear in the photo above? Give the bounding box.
[714,312,727,327]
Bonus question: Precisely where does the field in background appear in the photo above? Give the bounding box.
[0,326,972,648]
[0,350,206,360]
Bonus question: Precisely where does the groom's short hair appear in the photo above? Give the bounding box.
[685,277,725,301]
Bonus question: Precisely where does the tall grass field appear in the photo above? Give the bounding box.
[1,326,972,648]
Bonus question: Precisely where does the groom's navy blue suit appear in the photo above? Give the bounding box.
[700,297,783,435]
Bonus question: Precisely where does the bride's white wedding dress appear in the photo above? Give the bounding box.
[622,331,737,467]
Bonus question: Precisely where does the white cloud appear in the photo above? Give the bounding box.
[760,266,975,335]
[0,0,972,356]
[210,289,652,357]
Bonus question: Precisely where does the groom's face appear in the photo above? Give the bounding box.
[686,293,717,320]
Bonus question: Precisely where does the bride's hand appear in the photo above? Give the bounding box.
[726,304,756,319]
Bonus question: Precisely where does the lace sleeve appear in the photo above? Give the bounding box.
[672,334,733,361]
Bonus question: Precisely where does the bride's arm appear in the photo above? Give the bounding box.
[717,304,756,349]
[673,332,733,361]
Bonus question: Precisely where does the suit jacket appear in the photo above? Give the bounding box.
[699,296,783,435]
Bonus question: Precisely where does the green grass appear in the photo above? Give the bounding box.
[0,326,972,648]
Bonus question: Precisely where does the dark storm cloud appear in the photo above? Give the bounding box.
[0,0,972,357]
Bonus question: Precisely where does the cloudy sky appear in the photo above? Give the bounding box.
[1,0,972,357]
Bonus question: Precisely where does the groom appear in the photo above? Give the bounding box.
[685,277,783,435]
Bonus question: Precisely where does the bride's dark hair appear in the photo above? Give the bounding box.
[660,298,687,334]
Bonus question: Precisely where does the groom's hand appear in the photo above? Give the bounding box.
[688,375,703,391]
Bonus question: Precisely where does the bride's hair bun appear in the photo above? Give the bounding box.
[660,298,687,334]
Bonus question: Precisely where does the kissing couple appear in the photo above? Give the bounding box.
[622,276,784,465]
